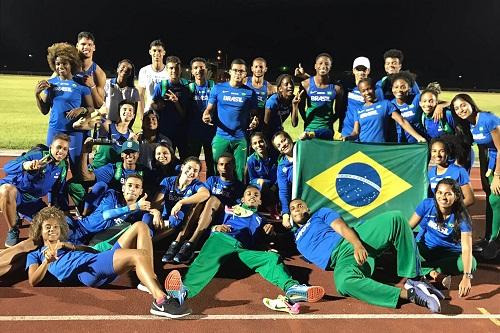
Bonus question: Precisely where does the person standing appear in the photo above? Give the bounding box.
[202,59,258,181]
[75,31,106,109]
[137,40,169,120]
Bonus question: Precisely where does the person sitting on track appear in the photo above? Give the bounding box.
[409,178,476,295]
[25,206,190,318]
[164,185,325,311]
[286,198,445,313]
[151,156,210,262]
[0,174,152,279]
[0,134,70,247]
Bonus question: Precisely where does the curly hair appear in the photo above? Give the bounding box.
[383,49,404,63]
[47,42,82,75]
[389,70,416,88]
[30,207,69,246]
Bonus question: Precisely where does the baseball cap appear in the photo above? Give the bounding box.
[353,57,370,69]
[121,140,140,153]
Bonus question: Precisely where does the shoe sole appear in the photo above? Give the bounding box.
[165,270,182,292]
[137,284,152,294]
[150,308,191,319]
[287,286,325,303]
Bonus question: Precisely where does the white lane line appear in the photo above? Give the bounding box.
[0,314,499,321]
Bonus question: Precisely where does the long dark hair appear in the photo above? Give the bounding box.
[450,93,479,147]
[434,178,472,243]
[153,141,178,175]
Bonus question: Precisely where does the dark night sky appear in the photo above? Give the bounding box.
[1,0,499,88]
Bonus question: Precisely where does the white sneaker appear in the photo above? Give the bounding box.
[137,283,151,294]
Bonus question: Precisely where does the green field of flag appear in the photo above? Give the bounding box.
[293,140,428,223]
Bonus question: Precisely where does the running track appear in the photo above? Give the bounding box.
[0,154,498,333]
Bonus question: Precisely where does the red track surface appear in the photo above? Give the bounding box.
[0,155,498,333]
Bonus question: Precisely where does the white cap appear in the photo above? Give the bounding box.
[353,56,370,69]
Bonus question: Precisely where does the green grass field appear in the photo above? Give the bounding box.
[1,74,499,149]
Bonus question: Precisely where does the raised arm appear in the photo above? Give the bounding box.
[34,80,51,115]
[291,90,305,128]
[80,138,96,182]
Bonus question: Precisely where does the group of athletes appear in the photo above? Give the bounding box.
[0,30,499,318]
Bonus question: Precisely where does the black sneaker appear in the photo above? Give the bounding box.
[150,296,191,318]
[162,241,181,263]
[406,284,441,313]
[4,226,20,248]
[481,240,499,260]
[405,278,445,301]
[472,238,489,253]
[173,242,195,264]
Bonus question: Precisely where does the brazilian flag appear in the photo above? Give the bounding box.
[293,140,428,224]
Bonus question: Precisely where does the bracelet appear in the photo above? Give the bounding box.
[90,85,96,89]
[494,172,500,176]
[211,225,218,232]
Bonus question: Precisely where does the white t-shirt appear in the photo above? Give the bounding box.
[104,79,140,122]
[138,64,169,110]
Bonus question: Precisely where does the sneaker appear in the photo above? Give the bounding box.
[472,238,489,253]
[150,296,191,319]
[173,242,195,264]
[405,278,445,301]
[481,240,499,260]
[162,241,181,263]
[285,284,325,303]
[263,295,300,315]
[137,283,151,294]
[405,281,441,313]
[4,226,20,248]
[164,270,187,306]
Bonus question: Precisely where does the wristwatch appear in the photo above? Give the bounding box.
[464,272,474,279]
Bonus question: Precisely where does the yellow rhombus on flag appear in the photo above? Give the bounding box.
[306,151,412,218]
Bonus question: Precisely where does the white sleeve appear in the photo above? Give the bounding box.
[138,66,148,88]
